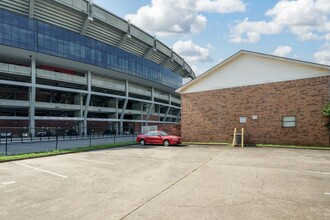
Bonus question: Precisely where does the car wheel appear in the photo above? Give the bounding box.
[163,140,170,146]
[140,139,145,146]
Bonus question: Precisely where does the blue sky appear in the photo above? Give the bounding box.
[93,0,330,75]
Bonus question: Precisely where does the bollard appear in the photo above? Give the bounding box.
[55,134,58,150]
[5,134,8,155]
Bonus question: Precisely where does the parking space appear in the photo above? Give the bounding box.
[0,145,329,220]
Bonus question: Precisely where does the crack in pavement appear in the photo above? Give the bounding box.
[119,148,229,220]
[175,170,322,210]
[254,170,321,209]
[160,198,265,209]
[163,169,268,210]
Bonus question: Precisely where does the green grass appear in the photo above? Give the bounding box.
[0,141,136,162]
[183,141,330,150]
[256,144,330,150]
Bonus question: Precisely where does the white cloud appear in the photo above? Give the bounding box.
[230,18,282,43]
[314,50,330,65]
[126,0,246,37]
[190,64,212,77]
[273,46,292,57]
[196,0,246,13]
[172,40,213,63]
[230,0,330,43]
[325,33,330,41]
[314,43,330,65]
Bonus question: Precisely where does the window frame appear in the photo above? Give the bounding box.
[282,115,296,128]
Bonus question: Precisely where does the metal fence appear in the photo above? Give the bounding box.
[0,126,138,156]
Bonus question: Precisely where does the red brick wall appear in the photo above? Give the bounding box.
[134,122,142,133]
[131,123,181,136]
[0,120,29,128]
[181,76,330,146]
[158,124,181,136]
[142,115,160,121]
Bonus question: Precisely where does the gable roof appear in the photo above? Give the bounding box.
[176,50,330,94]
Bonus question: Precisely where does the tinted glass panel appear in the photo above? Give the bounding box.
[0,9,182,88]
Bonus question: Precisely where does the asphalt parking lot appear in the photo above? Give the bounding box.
[0,145,329,220]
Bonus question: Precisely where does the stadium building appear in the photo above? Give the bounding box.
[0,0,195,137]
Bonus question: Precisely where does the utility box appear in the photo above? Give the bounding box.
[235,133,242,146]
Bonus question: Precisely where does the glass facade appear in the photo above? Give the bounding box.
[0,9,182,88]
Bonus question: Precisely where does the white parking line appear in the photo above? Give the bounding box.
[2,181,16,185]
[306,171,330,175]
[65,156,116,165]
[13,162,68,179]
[325,192,330,195]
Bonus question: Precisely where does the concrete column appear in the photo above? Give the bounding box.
[170,108,173,122]
[115,99,119,120]
[163,93,172,123]
[175,110,181,123]
[113,99,119,134]
[140,102,144,133]
[29,59,36,137]
[163,107,171,123]
[74,94,84,135]
[120,80,128,134]
[107,99,115,130]
[145,87,154,126]
[83,71,91,135]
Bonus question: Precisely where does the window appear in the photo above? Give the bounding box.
[240,116,247,123]
[282,116,296,128]
[159,131,168,136]
[145,131,158,136]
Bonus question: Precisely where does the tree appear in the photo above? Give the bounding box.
[323,103,330,131]
[322,103,330,146]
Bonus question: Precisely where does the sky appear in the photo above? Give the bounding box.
[93,0,330,76]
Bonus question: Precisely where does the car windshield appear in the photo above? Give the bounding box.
[159,131,168,136]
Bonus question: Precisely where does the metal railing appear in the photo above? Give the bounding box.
[0,126,139,155]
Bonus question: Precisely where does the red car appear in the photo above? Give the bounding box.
[136,131,182,146]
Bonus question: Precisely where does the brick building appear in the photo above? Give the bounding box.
[176,50,330,146]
